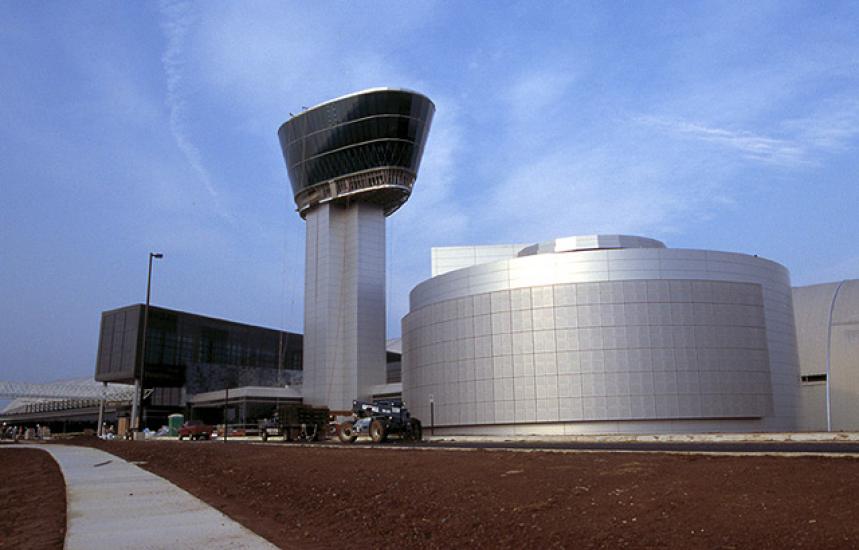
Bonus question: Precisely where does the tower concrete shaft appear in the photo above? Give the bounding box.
[303,202,386,409]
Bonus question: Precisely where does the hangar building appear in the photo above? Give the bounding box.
[793,280,859,431]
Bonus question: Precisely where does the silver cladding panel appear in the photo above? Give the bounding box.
[793,280,859,431]
[519,235,666,256]
[402,247,800,434]
[431,235,667,277]
[303,203,387,410]
[432,244,529,277]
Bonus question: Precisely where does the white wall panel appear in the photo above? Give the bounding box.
[303,203,386,410]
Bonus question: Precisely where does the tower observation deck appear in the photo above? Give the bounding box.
[278,88,435,217]
[277,88,435,409]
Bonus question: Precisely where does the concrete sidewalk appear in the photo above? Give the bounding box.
[18,444,277,550]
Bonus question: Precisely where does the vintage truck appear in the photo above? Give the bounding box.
[336,399,422,443]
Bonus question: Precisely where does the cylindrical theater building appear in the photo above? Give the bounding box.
[401,235,800,434]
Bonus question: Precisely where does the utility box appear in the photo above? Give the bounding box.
[168,414,184,437]
[117,416,129,437]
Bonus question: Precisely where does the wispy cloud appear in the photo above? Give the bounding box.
[386,94,470,324]
[396,98,467,234]
[170,2,466,336]
[483,145,705,245]
[504,70,576,120]
[159,0,221,201]
[635,93,859,169]
[784,97,859,152]
[635,115,809,167]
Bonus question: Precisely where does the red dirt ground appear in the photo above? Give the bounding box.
[0,447,66,550]
[62,438,859,549]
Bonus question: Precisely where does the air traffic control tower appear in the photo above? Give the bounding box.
[278,88,435,410]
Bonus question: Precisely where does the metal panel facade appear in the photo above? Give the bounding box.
[302,202,387,410]
[793,280,859,430]
[403,239,800,435]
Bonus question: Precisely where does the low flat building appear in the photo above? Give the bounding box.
[95,304,304,428]
[2,305,402,433]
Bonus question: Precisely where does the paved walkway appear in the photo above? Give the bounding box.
[19,444,277,550]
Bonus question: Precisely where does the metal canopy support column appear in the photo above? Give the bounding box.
[97,382,107,436]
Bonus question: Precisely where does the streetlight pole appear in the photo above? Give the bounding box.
[825,279,846,433]
[133,252,163,434]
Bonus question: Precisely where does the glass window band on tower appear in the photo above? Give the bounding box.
[278,89,435,218]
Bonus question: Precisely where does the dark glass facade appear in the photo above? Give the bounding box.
[95,306,141,383]
[278,89,435,201]
[4,305,403,430]
[95,305,303,393]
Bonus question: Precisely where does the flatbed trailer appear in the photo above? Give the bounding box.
[258,404,330,442]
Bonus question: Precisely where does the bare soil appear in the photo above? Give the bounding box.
[64,438,859,549]
[0,447,66,550]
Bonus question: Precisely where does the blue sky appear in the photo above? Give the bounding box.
[1,1,858,384]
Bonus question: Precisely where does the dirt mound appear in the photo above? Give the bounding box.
[0,447,66,550]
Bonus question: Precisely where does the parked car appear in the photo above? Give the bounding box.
[178,420,213,441]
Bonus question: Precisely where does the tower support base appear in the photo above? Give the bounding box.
[302,202,386,410]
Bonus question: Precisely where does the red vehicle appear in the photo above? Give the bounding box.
[178,420,213,441]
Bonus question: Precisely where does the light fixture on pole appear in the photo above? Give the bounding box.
[133,252,163,434]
